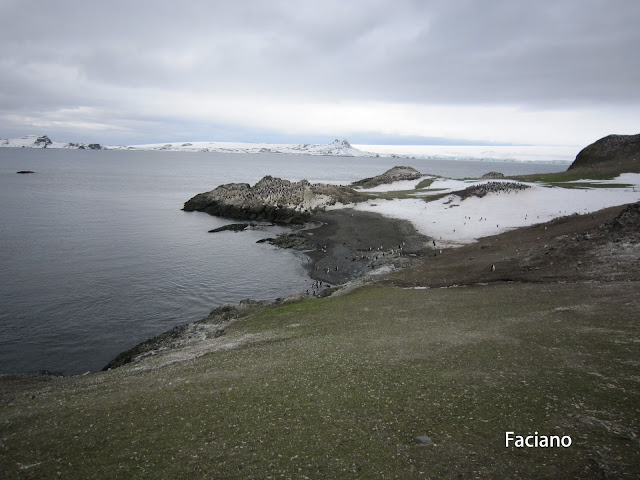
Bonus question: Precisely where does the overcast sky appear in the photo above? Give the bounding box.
[1,0,639,146]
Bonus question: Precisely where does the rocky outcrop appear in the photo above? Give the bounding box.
[69,142,102,150]
[481,171,505,179]
[184,175,366,224]
[603,201,640,236]
[34,135,52,148]
[351,166,422,188]
[208,223,256,233]
[0,135,103,150]
[257,232,315,250]
[568,134,640,172]
[455,181,530,200]
[102,300,270,370]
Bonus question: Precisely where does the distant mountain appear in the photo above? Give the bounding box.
[0,135,380,157]
[0,134,102,150]
[109,138,379,157]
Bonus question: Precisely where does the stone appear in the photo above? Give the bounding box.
[414,436,434,445]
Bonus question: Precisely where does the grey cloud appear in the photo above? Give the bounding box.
[1,0,639,143]
[4,0,637,103]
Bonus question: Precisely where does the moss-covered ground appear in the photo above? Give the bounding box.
[2,280,638,479]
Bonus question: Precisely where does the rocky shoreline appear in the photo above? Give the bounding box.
[183,175,367,224]
[102,141,640,371]
[103,208,433,370]
[184,166,434,287]
[104,168,434,370]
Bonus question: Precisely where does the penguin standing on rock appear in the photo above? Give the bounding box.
[491,264,496,272]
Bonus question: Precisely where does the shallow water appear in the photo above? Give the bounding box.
[0,148,566,374]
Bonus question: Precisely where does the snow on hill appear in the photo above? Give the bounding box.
[0,135,378,157]
[109,138,377,157]
[0,134,102,150]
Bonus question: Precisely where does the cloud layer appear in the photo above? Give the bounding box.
[1,0,639,145]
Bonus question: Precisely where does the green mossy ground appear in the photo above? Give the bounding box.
[2,281,638,479]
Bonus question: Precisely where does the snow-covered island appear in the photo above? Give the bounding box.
[0,135,382,157]
[0,134,102,150]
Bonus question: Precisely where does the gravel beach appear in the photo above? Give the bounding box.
[296,209,431,287]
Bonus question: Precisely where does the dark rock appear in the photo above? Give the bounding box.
[482,171,505,179]
[455,181,530,200]
[34,135,52,148]
[87,143,102,150]
[208,223,254,233]
[16,170,35,174]
[602,202,640,234]
[37,370,64,377]
[352,166,422,188]
[184,175,365,225]
[568,134,640,172]
[264,232,315,250]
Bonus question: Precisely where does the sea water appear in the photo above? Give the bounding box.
[0,148,567,375]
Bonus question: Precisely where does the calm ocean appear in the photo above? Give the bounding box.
[0,148,566,375]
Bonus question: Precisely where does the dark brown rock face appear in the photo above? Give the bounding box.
[568,134,640,171]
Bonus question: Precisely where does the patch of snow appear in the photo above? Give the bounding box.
[0,134,100,150]
[108,138,378,157]
[1,135,380,157]
[564,173,640,186]
[353,174,640,246]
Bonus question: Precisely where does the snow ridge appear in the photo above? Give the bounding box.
[111,138,375,157]
[0,135,377,157]
[0,134,102,150]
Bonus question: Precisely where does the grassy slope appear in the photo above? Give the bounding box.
[2,281,639,479]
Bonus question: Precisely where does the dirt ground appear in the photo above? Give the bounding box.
[377,202,640,288]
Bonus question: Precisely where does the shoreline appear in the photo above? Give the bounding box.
[10,158,640,375]
[288,209,432,287]
[100,178,640,371]
[27,171,640,374]
[99,208,433,371]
